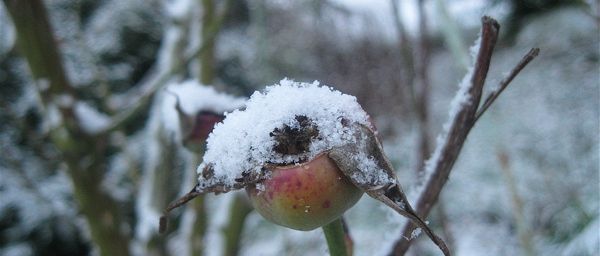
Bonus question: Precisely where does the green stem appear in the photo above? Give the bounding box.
[322,218,349,256]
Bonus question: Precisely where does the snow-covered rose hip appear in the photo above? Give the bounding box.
[161,79,450,256]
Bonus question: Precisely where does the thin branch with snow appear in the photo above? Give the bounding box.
[390,16,540,255]
[475,48,540,122]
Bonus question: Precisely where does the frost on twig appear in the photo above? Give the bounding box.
[391,16,539,255]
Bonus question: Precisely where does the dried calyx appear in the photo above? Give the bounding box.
[270,115,319,163]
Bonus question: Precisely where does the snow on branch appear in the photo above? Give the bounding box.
[391,16,540,255]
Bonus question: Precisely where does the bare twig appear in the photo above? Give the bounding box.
[390,0,431,173]
[391,16,500,255]
[414,0,432,173]
[159,187,202,233]
[391,17,539,255]
[475,48,540,121]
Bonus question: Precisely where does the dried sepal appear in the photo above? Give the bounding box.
[329,123,450,256]
[159,164,268,233]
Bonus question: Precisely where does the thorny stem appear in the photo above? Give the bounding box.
[322,218,350,256]
[391,16,539,255]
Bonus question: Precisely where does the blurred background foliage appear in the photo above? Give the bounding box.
[0,0,598,255]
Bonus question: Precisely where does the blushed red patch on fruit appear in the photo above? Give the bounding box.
[267,191,274,200]
[246,154,363,231]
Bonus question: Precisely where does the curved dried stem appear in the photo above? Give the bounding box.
[329,123,450,255]
[367,188,450,256]
[159,186,202,233]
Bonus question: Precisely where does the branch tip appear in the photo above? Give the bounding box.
[159,216,168,234]
[158,186,202,234]
[475,47,541,121]
[481,16,500,31]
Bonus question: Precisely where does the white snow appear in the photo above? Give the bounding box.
[561,217,600,255]
[0,3,16,56]
[160,79,246,134]
[409,227,422,240]
[197,79,371,190]
[74,101,112,134]
[165,80,246,116]
[165,0,194,20]
[352,151,396,189]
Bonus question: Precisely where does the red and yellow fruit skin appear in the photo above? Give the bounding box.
[246,153,363,231]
